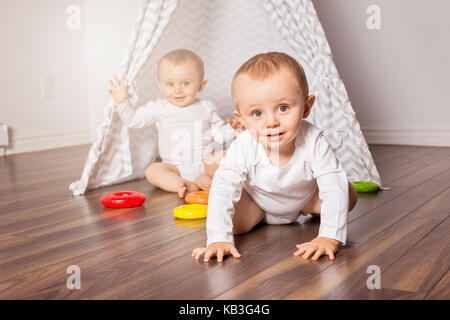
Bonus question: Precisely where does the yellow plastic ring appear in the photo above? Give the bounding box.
[173,204,207,219]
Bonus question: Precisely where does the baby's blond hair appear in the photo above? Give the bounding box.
[158,49,204,80]
[232,52,309,106]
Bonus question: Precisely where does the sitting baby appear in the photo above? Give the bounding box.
[109,49,242,197]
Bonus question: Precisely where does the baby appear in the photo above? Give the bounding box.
[192,52,358,262]
[109,49,242,197]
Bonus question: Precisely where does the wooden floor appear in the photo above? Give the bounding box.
[0,143,449,300]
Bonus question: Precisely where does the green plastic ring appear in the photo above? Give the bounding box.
[352,181,379,193]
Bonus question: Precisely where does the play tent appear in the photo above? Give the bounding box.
[70,0,382,196]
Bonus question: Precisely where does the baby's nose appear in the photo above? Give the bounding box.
[265,115,280,127]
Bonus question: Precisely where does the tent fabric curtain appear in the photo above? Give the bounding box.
[70,0,178,195]
[262,0,382,186]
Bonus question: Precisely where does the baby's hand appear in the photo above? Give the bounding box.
[192,242,241,263]
[226,118,245,131]
[109,75,129,104]
[293,237,340,261]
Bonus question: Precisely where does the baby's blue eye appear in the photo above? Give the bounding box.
[167,82,174,87]
[252,110,262,118]
[279,104,288,112]
[182,81,190,86]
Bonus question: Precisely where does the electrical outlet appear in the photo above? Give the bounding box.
[0,123,8,147]
[41,75,54,99]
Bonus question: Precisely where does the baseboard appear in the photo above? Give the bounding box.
[3,127,448,155]
[362,127,450,147]
[4,130,92,155]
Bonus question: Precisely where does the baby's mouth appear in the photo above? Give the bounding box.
[266,132,284,137]
[265,132,285,140]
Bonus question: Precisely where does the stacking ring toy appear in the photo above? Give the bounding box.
[100,191,146,208]
[185,191,209,204]
[352,181,379,193]
[173,204,207,219]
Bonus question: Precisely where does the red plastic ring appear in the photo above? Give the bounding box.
[100,191,146,208]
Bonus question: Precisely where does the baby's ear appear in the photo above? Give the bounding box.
[157,81,162,90]
[199,79,207,92]
[303,95,315,119]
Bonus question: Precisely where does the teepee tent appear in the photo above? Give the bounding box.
[70,0,382,196]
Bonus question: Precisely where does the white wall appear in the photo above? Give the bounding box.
[83,0,140,140]
[0,0,140,155]
[314,0,450,146]
[0,0,91,154]
[1,0,449,155]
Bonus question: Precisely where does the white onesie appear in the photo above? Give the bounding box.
[206,120,349,246]
[116,98,237,181]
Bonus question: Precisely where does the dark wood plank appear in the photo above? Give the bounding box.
[410,188,450,220]
[379,162,425,186]
[348,186,410,223]
[388,155,450,188]
[289,218,443,299]
[324,288,421,300]
[368,145,423,162]
[425,271,450,300]
[0,200,183,280]
[0,234,31,250]
[92,252,277,299]
[347,180,450,243]
[380,218,450,296]
[94,219,321,299]
[0,256,156,299]
[1,144,450,299]
[374,147,450,175]
[216,217,441,299]
[0,224,204,298]
[430,168,450,182]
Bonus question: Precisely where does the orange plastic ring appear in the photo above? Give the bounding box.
[185,191,209,205]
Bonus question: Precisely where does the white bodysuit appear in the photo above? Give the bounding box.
[206,120,349,246]
[116,99,237,181]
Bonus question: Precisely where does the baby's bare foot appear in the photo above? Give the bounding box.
[178,182,187,198]
[195,174,212,191]
[178,181,200,198]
